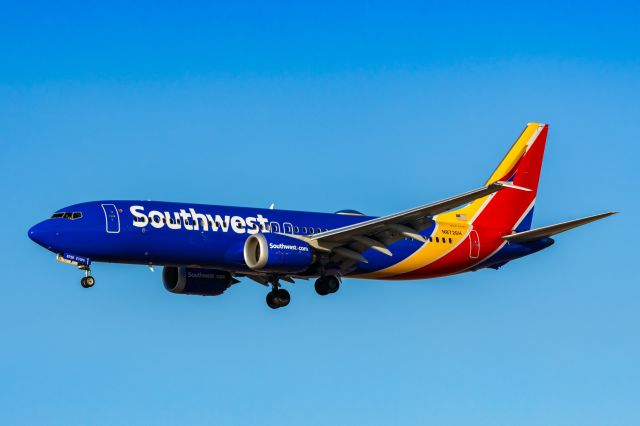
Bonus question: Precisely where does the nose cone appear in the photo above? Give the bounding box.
[28,221,55,250]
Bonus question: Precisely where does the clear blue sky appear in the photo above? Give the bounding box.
[1,1,638,425]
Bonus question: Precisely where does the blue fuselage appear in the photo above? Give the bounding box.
[28,200,432,276]
[29,199,553,280]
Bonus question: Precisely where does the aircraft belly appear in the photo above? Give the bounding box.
[352,221,472,279]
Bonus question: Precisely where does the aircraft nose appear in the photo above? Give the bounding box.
[28,221,55,249]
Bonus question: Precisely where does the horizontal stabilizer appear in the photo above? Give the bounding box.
[503,212,618,243]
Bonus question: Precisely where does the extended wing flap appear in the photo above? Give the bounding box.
[311,181,519,245]
[305,181,530,268]
[503,212,618,243]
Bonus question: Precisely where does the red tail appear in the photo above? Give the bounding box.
[473,123,547,232]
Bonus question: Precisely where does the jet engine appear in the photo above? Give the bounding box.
[243,233,313,273]
[162,266,235,296]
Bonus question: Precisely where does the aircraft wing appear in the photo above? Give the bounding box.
[502,212,618,244]
[307,181,527,265]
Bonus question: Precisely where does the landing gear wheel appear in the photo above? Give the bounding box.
[275,289,290,307]
[85,276,95,287]
[266,289,291,309]
[81,275,95,288]
[315,276,340,296]
[266,292,279,309]
[315,279,329,296]
[325,276,339,293]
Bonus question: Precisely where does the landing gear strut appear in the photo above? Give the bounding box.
[315,276,340,296]
[266,280,290,309]
[80,267,95,288]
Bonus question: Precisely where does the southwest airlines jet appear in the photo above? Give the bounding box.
[28,123,615,309]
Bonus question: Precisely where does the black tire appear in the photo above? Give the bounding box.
[275,289,290,307]
[325,276,340,293]
[314,279,329,296]
[80,277,88,288]
[266,292,279,309]
[315,276,340,295]
[85,276,95,287]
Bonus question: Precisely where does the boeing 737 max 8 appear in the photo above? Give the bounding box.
[28,123,616,309]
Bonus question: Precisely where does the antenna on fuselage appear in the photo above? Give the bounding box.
[269,203,275,210]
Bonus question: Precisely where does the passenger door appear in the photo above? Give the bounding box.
[469,229,480,259]
[101,204,120,234]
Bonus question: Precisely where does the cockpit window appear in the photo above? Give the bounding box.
[51,211,83,220]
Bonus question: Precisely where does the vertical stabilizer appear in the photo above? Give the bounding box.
[451,123,548,232]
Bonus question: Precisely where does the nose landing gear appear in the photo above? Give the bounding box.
[55,253,95,289]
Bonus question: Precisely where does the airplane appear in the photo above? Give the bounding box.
[28,123,616,309]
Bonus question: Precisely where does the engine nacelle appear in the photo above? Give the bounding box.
[243,233,313,273]
[162,266,234,296]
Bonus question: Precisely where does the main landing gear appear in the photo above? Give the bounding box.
[315,276,340,296]
[263,275,340,309]
[266,280,290,309]
[80,267,95,289]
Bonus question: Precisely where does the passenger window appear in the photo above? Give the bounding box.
[436,237,439,243]
[294,226,299,233]
[449,238,452,243]
[302,227,307,234]
[284,224,292,233]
